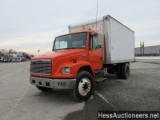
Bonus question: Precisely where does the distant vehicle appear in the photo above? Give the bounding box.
[0,54,4,62]
[11,54,20,62]
[1,54,27,62]
[17,53,26,62]
[1,54,13,62]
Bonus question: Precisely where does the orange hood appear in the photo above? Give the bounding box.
[32,49,86,60]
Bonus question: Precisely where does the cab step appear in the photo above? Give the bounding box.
[96,77,107,83]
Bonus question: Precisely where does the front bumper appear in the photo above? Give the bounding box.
[30,76,76,89]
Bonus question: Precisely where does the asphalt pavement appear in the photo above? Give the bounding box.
[0,61,160,120]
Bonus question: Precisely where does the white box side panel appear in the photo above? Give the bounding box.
[107,17,134,63]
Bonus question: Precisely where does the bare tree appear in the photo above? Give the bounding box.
[8,49,17,54]
[1,49,7,54]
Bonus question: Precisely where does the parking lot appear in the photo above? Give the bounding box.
[0,60,160,120]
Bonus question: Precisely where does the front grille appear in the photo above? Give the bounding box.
[31,59,52,75]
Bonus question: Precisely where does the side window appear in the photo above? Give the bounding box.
[97,34,103,46]
[90,35,98,49]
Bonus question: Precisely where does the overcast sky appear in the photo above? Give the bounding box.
[0,0,160,54]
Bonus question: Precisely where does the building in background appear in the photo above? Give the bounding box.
[135,45,160,56]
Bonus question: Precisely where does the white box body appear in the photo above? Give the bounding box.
[69,15,135,64]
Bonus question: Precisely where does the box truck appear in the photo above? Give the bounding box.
[30,15,134,101]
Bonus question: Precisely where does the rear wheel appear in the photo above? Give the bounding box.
[36,86,52,92]
[116,64,122,79]
[70,71,94,102]
[116,63,130,79]
[121,63,130,79]
[107,69,115,74]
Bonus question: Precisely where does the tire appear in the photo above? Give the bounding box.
[107,69,115,74]
[70,71,94,102]
[116,64,122,79]
[121,63,130,79]
[36,86,52,92]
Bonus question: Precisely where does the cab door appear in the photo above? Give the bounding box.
[88,33,103,70]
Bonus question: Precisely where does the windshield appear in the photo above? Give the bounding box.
[53,33,87,50]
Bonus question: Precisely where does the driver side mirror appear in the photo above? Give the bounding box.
[96,45,103,49]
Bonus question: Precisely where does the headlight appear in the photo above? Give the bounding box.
[62,67,70,74]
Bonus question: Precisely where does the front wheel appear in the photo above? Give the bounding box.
[70,71,94,102]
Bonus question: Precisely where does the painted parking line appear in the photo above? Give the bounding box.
[94,90,114,107]
[5,84,31,120]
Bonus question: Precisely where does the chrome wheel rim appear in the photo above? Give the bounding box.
[78,78,91,96]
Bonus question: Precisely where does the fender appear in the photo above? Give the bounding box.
[53,61,95,79]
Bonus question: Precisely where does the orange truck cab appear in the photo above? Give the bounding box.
[30,31,103,101]
[30,15,134,101]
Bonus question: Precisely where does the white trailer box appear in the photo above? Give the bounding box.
[69,15,135,64]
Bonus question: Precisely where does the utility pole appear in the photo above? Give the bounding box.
[140,42,141,55]
[96,0,98,32]
[142,41,144,56]
[140,42,144,56]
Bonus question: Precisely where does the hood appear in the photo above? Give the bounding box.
[32,49,86,60]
